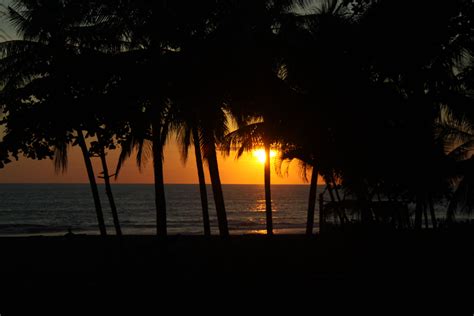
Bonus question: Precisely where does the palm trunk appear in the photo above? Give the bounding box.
[326,183,338,223]
[332,179,342,202]
[423,202,429,229]
[332,178,348,223]
[98,141,122,236]
[192,127,211,236]
[327,183,336,202]
[446,205,456,224]
[331,177,348,225]
[77,130,107,236]
[376,192,382,202]
[207,142,229,236]
[306,165,319,235]
[428,195,437,229]
[152,122,167,236]
[318,192,325,234]
[415,195,423,229]
[327,182,344,225]
[264,143,273,235]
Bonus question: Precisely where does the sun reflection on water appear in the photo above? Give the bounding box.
[251,199,277,213]
[248,229,267,234]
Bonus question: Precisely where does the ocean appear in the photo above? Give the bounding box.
[0,183,464,236]
[0,184,315,236]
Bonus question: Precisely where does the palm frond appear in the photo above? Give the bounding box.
[447,140,474,161]
[448,170,474,216]
[6,5,30,38]
[436,104,474,159]
[175,124,192,164]
[136,138,152,171]
[0,40,45,59]
[220,122,264,158]
[276,145,314,181]
[116,134,149,177]
[53,141,68,174]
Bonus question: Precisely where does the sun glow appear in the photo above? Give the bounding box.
[253,149,277,164]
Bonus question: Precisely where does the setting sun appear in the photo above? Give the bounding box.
[253,149,277,164]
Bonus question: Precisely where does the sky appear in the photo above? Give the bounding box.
[0,141,309,184]
[0,0,310,185]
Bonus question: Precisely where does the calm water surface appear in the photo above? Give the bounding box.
[0,184,463,236]
[0,184,314,235]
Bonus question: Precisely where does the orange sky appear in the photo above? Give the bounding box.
[0,140,310,185]
[0,18,311,186]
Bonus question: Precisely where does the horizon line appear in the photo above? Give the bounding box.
[0,182,314,186]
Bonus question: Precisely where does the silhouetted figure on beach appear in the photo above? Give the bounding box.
[65,227,75,237]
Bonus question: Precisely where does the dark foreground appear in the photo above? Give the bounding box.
[1,227,473,313]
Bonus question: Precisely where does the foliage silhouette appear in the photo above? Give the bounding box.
[0,0,473,235]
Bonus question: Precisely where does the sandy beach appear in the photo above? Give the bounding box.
[1,226,472,313]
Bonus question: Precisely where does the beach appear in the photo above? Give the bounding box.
[1,227,472,312]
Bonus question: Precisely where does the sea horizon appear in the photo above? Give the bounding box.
[0,182,312,186]
[0,183,319,236]
[1,183,470,237]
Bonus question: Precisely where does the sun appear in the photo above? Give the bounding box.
[253,149,277,164]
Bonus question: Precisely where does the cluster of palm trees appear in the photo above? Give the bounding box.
[0,0,473,237]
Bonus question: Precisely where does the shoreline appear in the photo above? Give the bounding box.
[0,227,309,237]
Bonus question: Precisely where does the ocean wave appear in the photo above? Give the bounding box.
[1,184,459,236]
[0,224,72,235]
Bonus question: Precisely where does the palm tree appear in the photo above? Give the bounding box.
[222,121,278,235]
[98,145,122,236]
[356,0,473,228]
[174,96,229,237]
[173,113,211,236]
[279,0,474,231]
[114,102,170,237]
[216,0,298,235]
[114,0,229,237]
[192,127,211,236]
[152,114,169,236]
[76,129,107,235]
[108,0,177,237]
[88,127,122,236]
[165,2,235,236]
[278,145,320,235]
[436,108,474,222]
[200,109,230,237]
[0,0,114,235]
[275,0,353,233]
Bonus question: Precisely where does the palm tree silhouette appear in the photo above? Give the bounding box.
[276,0,353,232]
[356,0,474,228]
[89,127,123,236]
[217,0,298,235]
[436,109,474,221]
[278,144,321,235]
[172,107,212,236]
[114,96,171,237]
[0,0,114,235]
[109,0,180,237]
[0,0,472,236]
[111,0,232,236]
[222,121,279,235]
[201,117,230,236]
[166,2,242,236]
